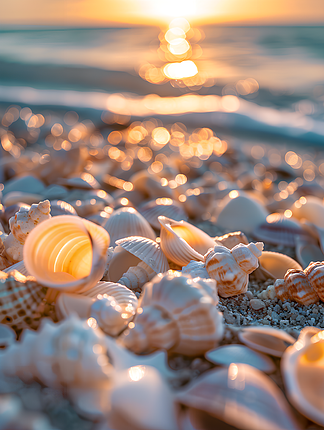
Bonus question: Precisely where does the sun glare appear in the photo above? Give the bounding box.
[152,0,197,19]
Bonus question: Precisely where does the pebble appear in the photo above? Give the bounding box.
[250,299,265,310]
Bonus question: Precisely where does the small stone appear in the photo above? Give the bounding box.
[274,304,281,313]
[250,299,265,311]
[245,291,253,300]
[223,309,236,324]
[282,302,291,311]
[279,320,289,328]
[271,311,279,321]
[309,318,316,326]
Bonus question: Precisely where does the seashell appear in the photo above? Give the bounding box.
[138,198,188,230]
[182,190,215,219]
[49,200,78,217]
[0,237,11,271]
[159,216,215,267]
[104,246,142,283]
[3,200,51,263]
[258,260,324,305]
[0,324,16,347]
[205,344,276,374]
[0,203,30,228]
[56,282,138,336]
[204,242,263,297]
[104,207,156,246]
[0,270,47,329]
[253,212,311,247]
[56,173,100,189]
[109,366,178,430]
[23,215,110,293]
[176,364,302,430]
[118,262,156,292]
[295,235,324,268]
[282,327,324,426]
[121,272,223,356]
[2,175,46,197]
[69,198,107,218]
[290,196,324,228]
[116,236,169,277]
[41,184,69,200]
[215,191,268,234]
[2,260,29,276]
[2,192,44,207]
[256,250,302,280]
[0,316,113,419]
[214,230,248,249]
[238,326,295,357]
[130,170,173,199]
[181,260,209,279]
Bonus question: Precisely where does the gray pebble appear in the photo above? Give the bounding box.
[250,299,265,310]
[245,291,253,299]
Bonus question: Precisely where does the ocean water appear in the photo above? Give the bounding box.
[0,25,324,144]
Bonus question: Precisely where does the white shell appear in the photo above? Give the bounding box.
[159,216,215,267]
[23,215,110,293]
[204,242,263,297]
[215,192,268,234]
[282,328,324,426]
[110,366,178,430]
[139,198,187,230]
[181,260,209,279]
[104,207,156,246]
[118,261,156,291]
[291,196,324,228]
[121,272,223,356]
[257,251,302,280]
[176,364,302,430]
[4,200,51,263]
[238,326,296,357]
[214,230,248,249]
[295,235,324,268]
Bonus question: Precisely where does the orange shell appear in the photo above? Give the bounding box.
[304,261,324,301]
[284,269,319,306]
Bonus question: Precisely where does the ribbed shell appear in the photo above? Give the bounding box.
[253,213,309,247]
[118,262,155,291]
[49,200,77,217]
[139,198,187,230]
[104,207,156,246]
[23,215,110,294]
[182,260,210,279]
[0,270,47,329]
[283,269,319,305]
[159,216,215,267]
[121,273,223,356]
[305,261,324,300]
[115,236,169,274]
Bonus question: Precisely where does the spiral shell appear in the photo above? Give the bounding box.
[259,260,324,305]
[159,216,215,267]
[121,272,223,356]
[4,200,51,263]
[104,207,156,246]
[23,215,110,294]
[181,260,209,279]
[204,242,263,297]
[118,261,156,291]
[0,270,47,329]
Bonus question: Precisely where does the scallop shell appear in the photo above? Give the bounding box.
[4,200,51,263]
[56,282,138,336]
[104,207,156,246]
[0,270,47,329]
[204,242,263,297]
[0,316,113,419]
[291,196,324,228]
[23,215,110,293]
[116,236,169,275]
[139,198,188,230]
[176,364,302,430]
[159,216,215,267]
[259,261,324,305]
[215,192,268,234]
[49,200,78,217]
[282,328,324,426]
[121,272,223,356]
[110,366,178,430]
[238,326,296,357]
[257,251,302,280]
[253,213,310,247]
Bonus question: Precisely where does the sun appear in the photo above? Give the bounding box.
[150,0,197,19]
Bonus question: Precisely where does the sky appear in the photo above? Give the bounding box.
[1,0,324,26]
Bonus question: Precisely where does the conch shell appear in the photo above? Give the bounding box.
[259,260,324,305]
[159,216,215,267]
[0,270,47,330]
[23,215,110,293]
[181,260,209,279]
[121,272,224,356]
[4,200,51,263]
[282,327,324,426]
[205,242,264,297]
[57,282,138,336]
[0,316,113,419]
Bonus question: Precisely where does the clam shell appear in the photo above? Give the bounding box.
[295,235,324,268]
[104,207,156,246]
[49,200,78,217]
[23,215,110,293]
[253,213,310,247]
[215,192,268,234]
[205,344,276,374]
[282,328,324,427]
[257,251,302,280]
[159,216,215,267]
[115,236,169,274]
[291,196,324,228]
[2,192,44,207]
[138,198,188,230]
[56,174,100,189]
[238,326,296,357]
[105,246,141,282]
[0,270,47,329]
[176,364,302,430]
